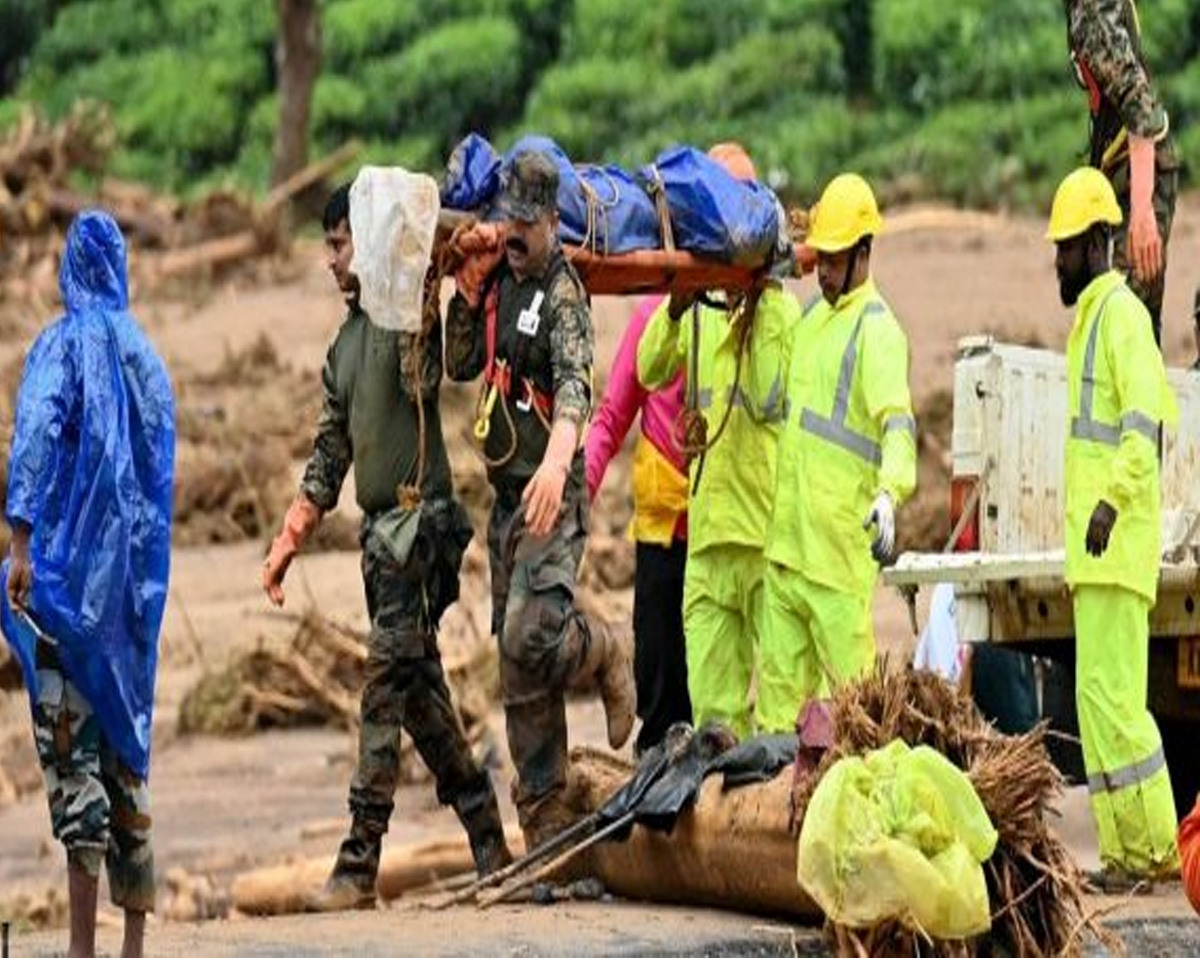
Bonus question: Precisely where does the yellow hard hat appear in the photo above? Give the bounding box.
[806,173,884,253]
[1046,167,1122,242]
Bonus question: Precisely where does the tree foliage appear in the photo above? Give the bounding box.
[2,0,1195,208]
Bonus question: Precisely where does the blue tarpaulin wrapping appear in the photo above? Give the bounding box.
[440,133,783,266]
[638,145,781,266]
[504,134,662,254]
[1,210,175,779]
[440,132,501,211]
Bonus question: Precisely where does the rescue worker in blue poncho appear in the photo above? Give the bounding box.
[2,211,175,958]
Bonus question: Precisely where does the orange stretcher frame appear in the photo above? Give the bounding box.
[562,242,814,296]
[436,208,814,298]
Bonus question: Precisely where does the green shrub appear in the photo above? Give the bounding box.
[324,0,422,69]
[362,16,523,150]
[0,0,47,94]
[522,57,664,159]
[873,0,1063,111]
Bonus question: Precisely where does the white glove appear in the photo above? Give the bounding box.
[863,492,895,564]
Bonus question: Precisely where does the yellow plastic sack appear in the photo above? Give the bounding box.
[797,739,998,940]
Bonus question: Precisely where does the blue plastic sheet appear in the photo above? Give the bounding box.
[1,210,175,779]
[638,145,781,266]
[442,134,787,265]
[504,134,662,254]
[441,132,501,211]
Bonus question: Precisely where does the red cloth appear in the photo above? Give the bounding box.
[1179,794,1200,913]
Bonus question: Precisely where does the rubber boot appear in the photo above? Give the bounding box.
[571,618,636,750]
[305,822,380,912]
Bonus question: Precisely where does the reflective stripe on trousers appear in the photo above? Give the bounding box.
[798,301,915,464]
[1071,286,1159,447]
[1087,746,1167,796]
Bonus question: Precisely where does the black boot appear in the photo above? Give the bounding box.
[305,822,381,912]
[455,780,513,878]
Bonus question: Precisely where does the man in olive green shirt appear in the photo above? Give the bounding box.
[262,184,511,911]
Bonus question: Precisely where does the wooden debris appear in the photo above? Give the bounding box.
[176,609,500,787]
[1,105,360,309]
[230,829,525,915]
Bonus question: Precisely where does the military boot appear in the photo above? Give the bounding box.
[455,783,514,878]
[518,788,591,882]
[572,618,636,749]
[304,823,380,912]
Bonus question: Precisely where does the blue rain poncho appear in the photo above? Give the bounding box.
[1,210,175,779]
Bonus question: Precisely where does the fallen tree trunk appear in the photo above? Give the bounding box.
[566,748,820,921]
[230,828,526,915]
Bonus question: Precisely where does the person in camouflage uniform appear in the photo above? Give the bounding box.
[262,184,511,912]
[445,151,635,852]
[29,652,156,938]
[3,211,173,959]
[1064,0,1179,344]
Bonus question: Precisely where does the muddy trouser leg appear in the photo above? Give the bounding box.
[633,539,691,753]
[491,489,591,850]
[1112,162,1178,345]
[31,649,149,901]
[401,653,507,874]
[336,525,433,884]
[100,744,155,914]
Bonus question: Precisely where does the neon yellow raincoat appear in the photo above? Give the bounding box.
[637,285,800,736]
[760,279,916,731]
[1066,270,1179,874]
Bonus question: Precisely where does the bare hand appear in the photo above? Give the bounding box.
[6,554,32,610]
[521,461,568,538]
[1129,202,1163,284]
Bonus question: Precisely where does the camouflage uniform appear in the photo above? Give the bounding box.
[445,152,625,849]
[1065,0,1179,342]
[301,310,507,891]
[31,641,154,913]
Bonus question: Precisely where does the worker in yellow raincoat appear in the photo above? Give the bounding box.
[760,173,916,732]
[1048,166,1179,891]
[637,143,802,738]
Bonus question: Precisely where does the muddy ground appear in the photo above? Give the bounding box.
[2,195,1200,955]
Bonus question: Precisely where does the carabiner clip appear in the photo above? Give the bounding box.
[474,382,499,441]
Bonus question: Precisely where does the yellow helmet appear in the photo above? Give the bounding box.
[1046,167,1122,242]
[806,173,884,253]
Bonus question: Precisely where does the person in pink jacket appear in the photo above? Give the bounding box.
[586,294,692,753]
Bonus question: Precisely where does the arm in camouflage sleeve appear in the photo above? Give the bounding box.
[398,322,443,403]
[1071,0,1169,139]
[444,292,487,382]
[299,345,352,512]
[548,273,593,428]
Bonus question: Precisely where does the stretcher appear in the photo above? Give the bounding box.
[435,209,813,298]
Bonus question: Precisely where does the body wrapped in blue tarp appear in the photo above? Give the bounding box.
[1,210,175,780]
[638,145,781,266]
[505,134,662,254]
[441,134,785,266]
[440,132,501,211]
[441,133,662,254]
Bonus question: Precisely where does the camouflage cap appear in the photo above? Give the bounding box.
[497,150,559,223]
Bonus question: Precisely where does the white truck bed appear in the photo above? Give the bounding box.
[884,336,1200,646]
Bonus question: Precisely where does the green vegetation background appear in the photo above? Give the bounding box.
[2,0,1196,207]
